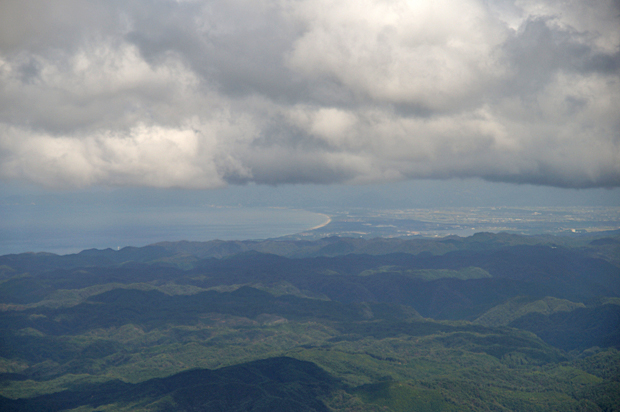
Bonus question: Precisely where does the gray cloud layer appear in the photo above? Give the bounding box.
[1,0,619,189]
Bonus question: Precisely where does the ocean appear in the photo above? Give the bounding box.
[0,203,328,255]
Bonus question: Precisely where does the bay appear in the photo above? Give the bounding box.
[0,203,329,255]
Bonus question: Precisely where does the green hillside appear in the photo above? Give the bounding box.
[0,233,619,411]
[474,296,586,327]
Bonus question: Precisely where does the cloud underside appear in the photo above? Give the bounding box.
[0,0,619,189]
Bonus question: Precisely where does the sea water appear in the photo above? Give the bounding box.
[0,203,328,255]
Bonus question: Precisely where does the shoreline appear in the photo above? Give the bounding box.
[307,213,331,230]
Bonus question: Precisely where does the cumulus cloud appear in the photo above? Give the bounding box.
[0,0,618,189]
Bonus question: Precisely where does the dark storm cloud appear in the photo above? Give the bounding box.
[502,17,620,94]
[0,0,618,189]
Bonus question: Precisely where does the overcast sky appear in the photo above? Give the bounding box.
[1,0,619,191]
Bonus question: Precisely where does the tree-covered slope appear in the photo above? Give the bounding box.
[0,357,337,412]
[1,232,619,411]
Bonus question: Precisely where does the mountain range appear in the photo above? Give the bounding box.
[1,232,619,411]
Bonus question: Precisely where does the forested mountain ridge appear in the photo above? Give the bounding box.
[1,232,619,411]
[2,230,618,273]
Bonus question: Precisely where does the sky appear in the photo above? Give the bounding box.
[1,0,619,254]
[0,0,618,192]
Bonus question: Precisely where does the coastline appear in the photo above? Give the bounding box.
[308,213,331,230]
[1,207,332,255]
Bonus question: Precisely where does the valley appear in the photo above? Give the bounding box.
[0,232,619,411]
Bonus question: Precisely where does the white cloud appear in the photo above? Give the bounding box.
[0,0,618,189]
[287,0,508,110]
[0,124,224,188]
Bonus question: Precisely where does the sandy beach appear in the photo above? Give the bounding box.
[308,214,331,230]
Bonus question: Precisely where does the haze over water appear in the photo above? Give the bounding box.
[0,203,328,255]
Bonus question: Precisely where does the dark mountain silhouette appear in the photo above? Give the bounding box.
[0,357,337,412]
